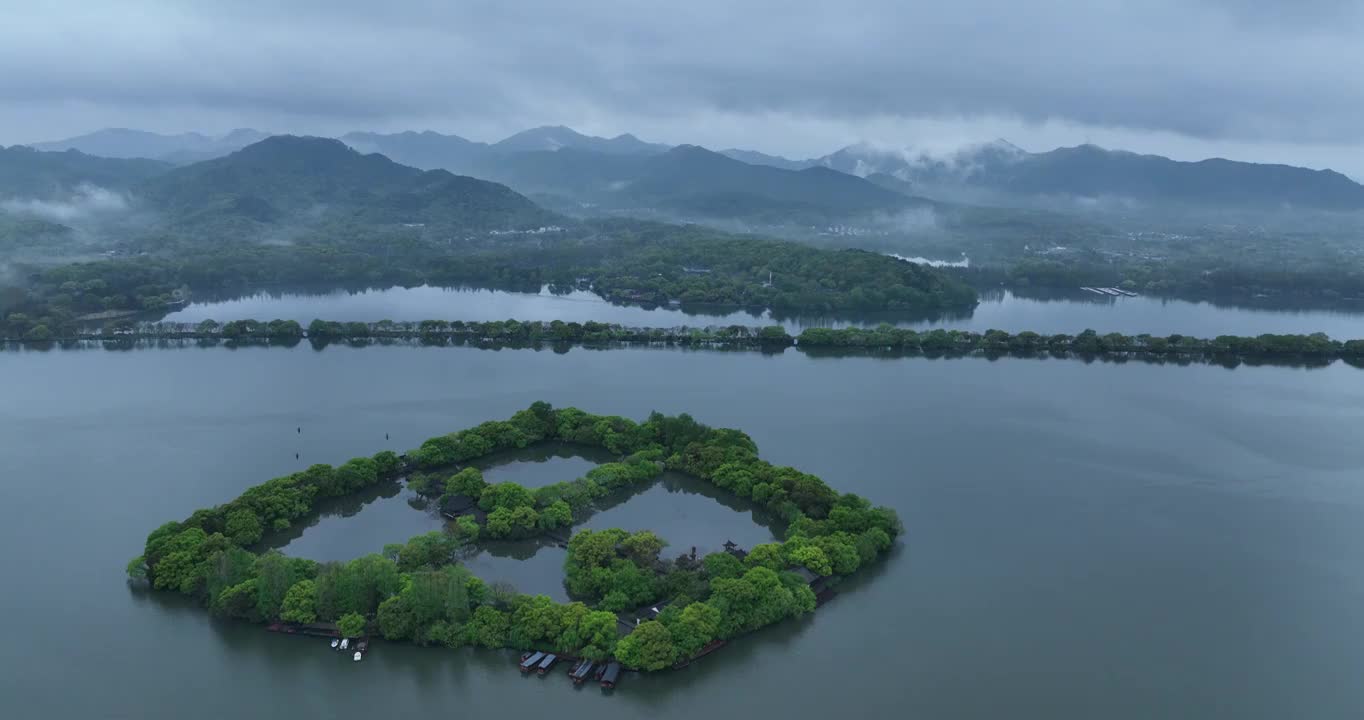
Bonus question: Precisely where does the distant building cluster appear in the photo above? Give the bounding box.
[487,225,566,236]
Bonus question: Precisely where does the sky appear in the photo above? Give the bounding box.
[2,0,1362,175]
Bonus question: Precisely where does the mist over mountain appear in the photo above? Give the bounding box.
[0,145,169,199]
[492,126,669,155]
[339,130,491,171]
[805,141,1364,211]
[140,135,556,235]
[30,128,270,164]
[30,124,1364,213]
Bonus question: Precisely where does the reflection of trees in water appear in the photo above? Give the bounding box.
[472,441,618,473]
[256,446,783,589]
[257,478,411,552]
[583,471,784,538]
[464,537,563,562]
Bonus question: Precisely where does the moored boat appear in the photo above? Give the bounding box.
[570,659,596,684]
[536,653,558,675]
[599,661,622,689]
[519,651,546,673]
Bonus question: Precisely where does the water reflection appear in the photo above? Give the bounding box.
[155,282,1364,337]
[267,450,782,598]
[260,479,446,562]
[472,441,617,488]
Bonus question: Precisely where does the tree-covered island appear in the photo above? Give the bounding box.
[26,317,1364,369]
[128,404,900,672]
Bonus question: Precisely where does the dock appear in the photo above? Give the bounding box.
[266,621,340,638]
[672,639,728,669]
[1081,286,1138,297]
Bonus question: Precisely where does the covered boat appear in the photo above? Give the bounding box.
[599,661,622,689]
[519,651,546,673]
[570,659,596,684]
[536,653,558,675]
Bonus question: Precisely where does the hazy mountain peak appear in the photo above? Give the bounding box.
[236,134,353,156]
[29,127,268,163]
[495,126,590,152]
[494,126,669,155]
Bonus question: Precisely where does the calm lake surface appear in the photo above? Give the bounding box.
[160,284,1364,337]
[4,344,1364,718]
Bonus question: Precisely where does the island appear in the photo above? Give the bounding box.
[128,403,900,678]
[20,317,1364,369]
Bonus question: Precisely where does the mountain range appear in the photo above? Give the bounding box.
[793,141,1364,211]
[12,125,1364,221]
[139,136,556,234]
[0,144,169,199]
[29,128,272,165]
[0,136,558,245]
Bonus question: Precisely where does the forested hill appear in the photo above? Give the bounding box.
[446,143,924,223]
[29,127,270,163]
[0,145,170,199]
[138,135,560,234]
[629,145,915,213]
[811,142,1364,211]
[988,145,1364,210]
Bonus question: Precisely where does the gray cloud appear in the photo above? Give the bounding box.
[1,1,1361,169]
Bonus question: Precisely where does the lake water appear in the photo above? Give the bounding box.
[4,344,1364,718]
[160,284,1364,338]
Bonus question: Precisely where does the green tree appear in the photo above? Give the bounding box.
[280,579,318,623]
[224,509,263,546]
[509,595,564,649]
[622,531,666,566]
[614,620,678,671]
[667,601,722,658]
[126,555,147,580]
[478,482,535,511]
[537,500,572,530]
[212,578,261,620]
[445,467,488,498]
[789,545,832,576]
[377,595,416,640]
[813,535,861,575]
[702,552,744,580]
[372,450,401,477]
[485,506,514,538]
[467,605,511,648]
[337,612,367,637]
[743,543,784,570]
[24,324,53,341]
[254,551,298,619]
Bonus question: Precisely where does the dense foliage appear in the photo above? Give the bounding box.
[20,317,1364,369]
[0,218,975,340]
[796,325,1364,359]
[131,404,901,671]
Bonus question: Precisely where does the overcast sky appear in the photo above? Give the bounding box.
[2,0,1362,174]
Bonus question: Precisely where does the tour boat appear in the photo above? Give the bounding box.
[519,651,546,673]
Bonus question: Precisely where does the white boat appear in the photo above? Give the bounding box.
[340,638,349,650]
[353,651,363,662]
[330,638,339,649]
